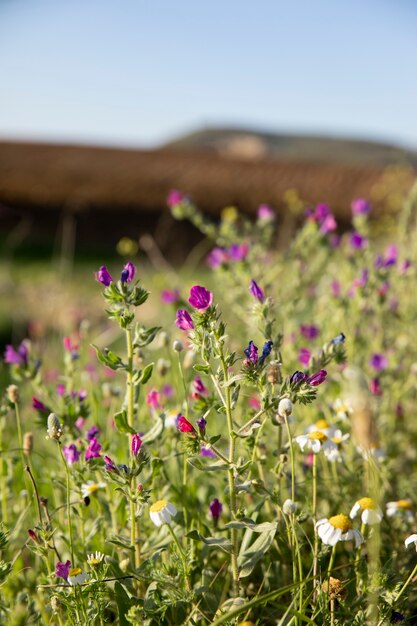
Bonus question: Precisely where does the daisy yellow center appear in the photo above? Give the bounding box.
[69,567,82,577]
[86,484,99,494]
[88,558,101,566]
[329,514,352,533]
[315,419,329,429]
[397,499,412,509]
[150,499,168,513]
[358,497,377,510]
[332,437,342,445]
[308,431,328,442]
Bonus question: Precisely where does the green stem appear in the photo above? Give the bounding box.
[312,453,319,598]
[58,443,74,564]
[284,416,295,501]
[0,425,8,525]
[126,327,140,573]
[14,401,26,472]
[177,351,190,536]
[167,523,191,592]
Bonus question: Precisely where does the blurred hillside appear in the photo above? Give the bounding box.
[0,128,416,261]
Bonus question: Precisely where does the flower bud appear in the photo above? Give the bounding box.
[50,596,62,612]
[46,413,63,440]
[156,358,170,376]
[183,350,196,369]
[278,398,292,418]
[7,384,19,404]
[267,361,281,384]
[158,331,170,348]
[282,498,297,515]
[173,340,183,352]
[23,432,34,456]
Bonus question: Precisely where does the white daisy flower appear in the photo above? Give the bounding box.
[350,497,383,525]
[87,551,105,567]
[295,431,337,454]
[386,500,413,520]
[333,398,353,421]
[405,534,417,551]
[67,567,88,586]
[81,481,106,499]
[316,514,363,547]
[324,430,350,462]
[149,499,177,527]
[306,419,337,437]
[164,410,179,429]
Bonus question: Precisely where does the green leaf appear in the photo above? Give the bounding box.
[187,457,229,472]
[138,363,154,385]
[224,519,278,533]
[186,530,232,553]
[141,415,164,444]
[208,434,222,445]
[193,364,211,374]
[114,410,135,434]
[92,344,126,370]
[237,525,277,578]
[134,326,161,348]
[114,581,132,626]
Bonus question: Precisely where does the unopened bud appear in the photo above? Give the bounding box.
[282,498,297,515]
[46,413,63,440]
[173,340,183,352]
[159,331,170,348]
[183,350,196,369]
[23,432,33,456]
[28,529,40,543]
[50,596,61,612]
[7,384,19,404]
[278,398,292,418]
[273,412,285,426]
[156,358,170,376]
[267,361,281,384]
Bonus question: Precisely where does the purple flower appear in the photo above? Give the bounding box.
[370,377,382,396]
[196,417,207,434]
[376,244,398,269]
[320,214,337,234]
[161,289,180,304]
[103,455,117,471]
[86,425,100,441]
[351,198,371,216]
[4,342,28,366]
[331,281,341,298]
[314,203,331,221]
[75,417,85,431]
[78,389,88,402]
[350,232,367,250]
[32,397,46,412]
[330,332,345,345]
[63,444,80,465]
[120,261,136,284]
[307,369,327,386]
[244,341,259,365]
[298,348,311,366]
[209,498,223,520]
[370,353,388,372]
[175,309,194,331]
[95,265,113,286]
[290,371,306,385]
[259,340,274,366]
[399,259,411,274]
[131,434,142,456]
[257,204,274,220]
[56,560,71,580]
[167,189,184,208]
[188,285,213,311]
[193,376,208,396]
[162,384,174,397]
[85,437,102,460]
[249,279,264,302]
[201,446,216,457]
[207,247,228,269]
[300,324,319,341]
[228,243,249,262]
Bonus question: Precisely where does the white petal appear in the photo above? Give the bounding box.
[166,503,177,516]
[315,518,329,529]
[327,528,342,546]
[350,502,361,519]
[362,508,383,525]
[150,511,163,527]
[311,439,321,453]
[405,534,417,548]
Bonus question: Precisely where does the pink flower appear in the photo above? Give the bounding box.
[188,286,213,311]
[146,389,161,408]
[175,309,194,331]
[121,261,136,284]
[192,376,208,397]
[167,189,184,208]
[207,247,228,269]
[63,444,80,465]
[85,437,102,460]
[257,204,274,220]
[131,434,142,456]
[351,198,371,216]
[95,266,113,286]
[298,348,311,366]
[161,289,180,304]
[370,378,382,396]
[300,324,319,340]
[177,415,195,433]
[306,369,327,386]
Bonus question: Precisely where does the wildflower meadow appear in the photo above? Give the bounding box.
[2,183,417,626]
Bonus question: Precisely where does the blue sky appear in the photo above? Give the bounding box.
[0,0,416,148]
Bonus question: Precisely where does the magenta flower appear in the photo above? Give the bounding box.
[75,417,85,431]
[399,259,411,274]
[161,289,180,304]
[350,232,367,250]
[167,189,184,208]
[177,415,195,433]
[4,342,28,366]
[86,425,100,441]
[196,417,207,434]
[104,455,117,471]
[32,397,46,412]
[370,377,382,396]
[298,348,311,366]
[188,286,213,311]
[306,369,327,386]
[209,498,223,520]
[95,266,113,286]
[85,437,102,460]
[131,434,142,456]
[56,384,66,396]
[162,384,174,397]
[351,198,371,216]
[249,279,264,302]
[175,309,194,331]
[193,376,208,396]
[370,353,388,372]
[207,247,228,269]
[201,446,216,457]
[376,244,398,269]
[63,444,80,465]
[257,204,274,220]
[300,324,320,340]
[331,280,341,298]
[56,560,71,580]
[146,389,161,408]
[320,214,337,234]
[121,261,136,284]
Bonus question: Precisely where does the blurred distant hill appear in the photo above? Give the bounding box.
[0,128,416,260]
[164,127,417,167]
